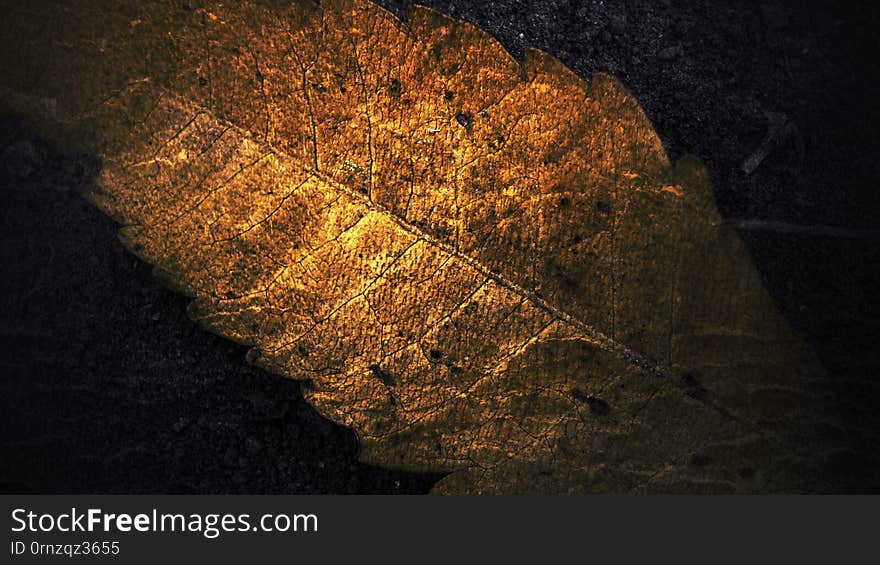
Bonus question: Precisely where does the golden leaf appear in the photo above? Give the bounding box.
[1,0,847,493]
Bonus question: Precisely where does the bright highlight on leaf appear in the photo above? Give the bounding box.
[0,0,846,493]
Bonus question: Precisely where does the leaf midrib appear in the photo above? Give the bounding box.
[144,86,679,385]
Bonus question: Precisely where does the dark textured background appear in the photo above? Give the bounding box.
[1,0,878,493]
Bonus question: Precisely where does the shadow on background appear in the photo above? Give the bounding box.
[0,115,444,493]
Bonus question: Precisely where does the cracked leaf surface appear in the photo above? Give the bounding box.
[0,0,847,493]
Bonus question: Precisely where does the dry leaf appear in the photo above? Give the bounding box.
[0,0,847,493]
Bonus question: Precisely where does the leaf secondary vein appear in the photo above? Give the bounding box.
[148,87,680,385]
